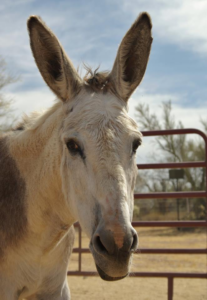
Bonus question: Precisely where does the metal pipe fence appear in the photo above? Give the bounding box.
[68,129,207,300]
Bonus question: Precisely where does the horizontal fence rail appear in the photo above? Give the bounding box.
[135,191,207,199]
[68,129,207,300]
[138,161,206,169]
[132,220,206,227]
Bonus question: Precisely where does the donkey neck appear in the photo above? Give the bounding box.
[8,103,75,234]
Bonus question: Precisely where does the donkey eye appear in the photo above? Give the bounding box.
[132,139,141,154]
[66,140,82,156]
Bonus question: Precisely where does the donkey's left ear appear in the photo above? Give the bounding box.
[27,16,82,102]
[109,13,152,102]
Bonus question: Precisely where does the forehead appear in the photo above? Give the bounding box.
[63,89,141,138]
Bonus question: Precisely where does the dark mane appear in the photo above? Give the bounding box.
[82,66,117,95]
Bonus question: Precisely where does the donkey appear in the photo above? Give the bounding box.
[0,13,152,299]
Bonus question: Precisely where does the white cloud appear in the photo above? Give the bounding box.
[6,88,56,121]
[121,0,207,56]
[129,89,179,120]
[128,87,205,130]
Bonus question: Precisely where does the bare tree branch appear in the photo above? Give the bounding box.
[0,56,18,132]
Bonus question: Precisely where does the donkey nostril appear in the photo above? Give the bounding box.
[94,235,108,254]
[97,236,107,252]
[130,233,138,252]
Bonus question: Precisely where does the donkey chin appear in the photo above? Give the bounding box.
[90,245,132,281]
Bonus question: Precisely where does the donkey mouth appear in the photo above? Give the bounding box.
[96,264,128,281]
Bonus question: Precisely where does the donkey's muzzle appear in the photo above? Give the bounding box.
[90,223,138,280]
[92,224,138,257]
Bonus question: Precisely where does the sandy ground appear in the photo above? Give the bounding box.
[67,227,207,300]
[68,277,206,300]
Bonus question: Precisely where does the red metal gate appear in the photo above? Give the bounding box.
[68,128,207,300]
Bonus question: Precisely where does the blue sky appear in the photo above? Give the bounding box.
[0,0,207,147]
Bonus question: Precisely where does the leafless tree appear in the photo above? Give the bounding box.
[0,56,18,132]
[135,101,207,220]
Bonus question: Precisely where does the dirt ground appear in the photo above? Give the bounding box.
[67,227,207,300]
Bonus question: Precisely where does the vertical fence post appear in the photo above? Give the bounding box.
[168,276,174,300]
[78,225,82,273]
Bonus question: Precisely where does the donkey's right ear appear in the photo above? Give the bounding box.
[27,16,82,102]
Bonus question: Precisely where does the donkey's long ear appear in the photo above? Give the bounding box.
[27,16,82,102]
[109,13,152,102]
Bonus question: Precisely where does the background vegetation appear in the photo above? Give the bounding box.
[134,101,207,222]
[0,56,18,132]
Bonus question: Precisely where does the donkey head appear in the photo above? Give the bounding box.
[28,13,152,281]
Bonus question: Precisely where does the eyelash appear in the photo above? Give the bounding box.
[132,139,141,154]
[66,139,85,159]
